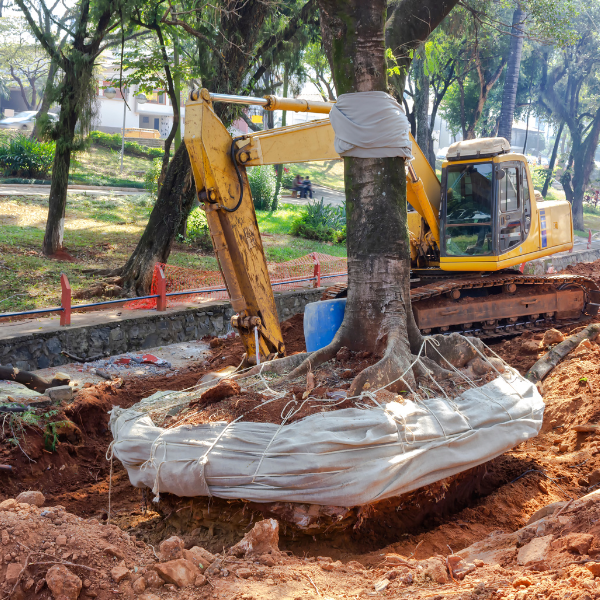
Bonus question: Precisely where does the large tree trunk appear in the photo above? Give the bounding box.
[497,7,525,142]
[120,145,194,295]
[571,165,585,232]
[290,0,422,395]
[542,121,564,197]
[42,68,81,257]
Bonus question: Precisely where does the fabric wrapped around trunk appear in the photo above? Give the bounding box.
[109,370,543,507]
[329,91,413,159]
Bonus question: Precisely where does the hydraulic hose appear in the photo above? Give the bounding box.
[221,136,246,213]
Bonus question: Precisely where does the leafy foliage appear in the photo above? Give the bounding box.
[185,207,213,251]
[290,198,346,242]
[531,165,554,190]
[144,158,162,198]
[0,134,54,178]
[248,165,277,211]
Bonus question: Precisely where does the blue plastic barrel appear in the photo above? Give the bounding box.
[303,298,347,352]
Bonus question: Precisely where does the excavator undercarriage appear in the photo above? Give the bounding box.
[323,273,600,339]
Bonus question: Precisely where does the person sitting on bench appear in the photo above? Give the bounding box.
[301,176,313,199]
[292,175,304,195]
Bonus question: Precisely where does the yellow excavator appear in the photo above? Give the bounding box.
[184,88,600,364]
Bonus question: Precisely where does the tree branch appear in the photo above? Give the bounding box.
[243,0,318,94]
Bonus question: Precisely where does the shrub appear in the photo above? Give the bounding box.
[0,135,55,178]
[248,165,277,210]
[290,198,346,242]
[185,207,213,251]
[144,158,162,198]
[531,165,553,191]
[88,131,167,159]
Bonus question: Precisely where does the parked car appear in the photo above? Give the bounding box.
[0,111,58,131]
[436,146,449,160]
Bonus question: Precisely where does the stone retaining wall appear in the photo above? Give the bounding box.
[524,248,600,276]
[0,288,323,371]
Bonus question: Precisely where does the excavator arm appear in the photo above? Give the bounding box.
[183,88,441,364]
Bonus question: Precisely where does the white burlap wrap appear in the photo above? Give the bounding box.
[329,91,413,159]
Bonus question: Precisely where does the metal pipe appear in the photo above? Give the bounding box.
[208,92,334,115]
[166,288,227,297]
[72,295,159,309]
[0,307,63,318]
[209,93,269,107]
[0,275,348,320]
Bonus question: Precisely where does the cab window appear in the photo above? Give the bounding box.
[498,166,522,252]
[444,163,493,256]
[522,166,531,236]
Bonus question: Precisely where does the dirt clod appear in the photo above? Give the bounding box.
[46,565,82,600]
[15,491,45,507]
[191,379,240,407]
[158,536,184,561]
[230,519,279,558]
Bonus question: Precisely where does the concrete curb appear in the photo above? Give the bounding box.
[0,288,323,371]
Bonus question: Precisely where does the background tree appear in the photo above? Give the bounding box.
[15,0,137,257]
[119,0,319,294]
[539,3,600,230]
[0,17,50,110]
[124,1,191,194]
[498,5,525,140]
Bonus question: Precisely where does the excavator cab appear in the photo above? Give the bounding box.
[438,138,572,272]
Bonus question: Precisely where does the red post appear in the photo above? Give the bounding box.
[312,253,321,288]
[60,273,71,326]
[156,266,167,311]
[519,263,526,274]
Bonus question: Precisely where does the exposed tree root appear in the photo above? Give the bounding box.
[0,366,69,393]
[348,330,416,396]
[288,331,345,380]
[526,323,600,383]
[425,333,486,370]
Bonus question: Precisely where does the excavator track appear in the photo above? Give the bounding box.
[322,273,600,339]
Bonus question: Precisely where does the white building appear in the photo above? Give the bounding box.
[95,76,185,139]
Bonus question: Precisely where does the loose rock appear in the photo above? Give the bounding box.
[543,329,565,346]
[45,565,82,600]
[230,519,280,558]
[5,563,22,585]
[158,536,184,561]
[46,385,74,402]
[110,566,129,583]
[15,491,45,507]
[154,559,199,588]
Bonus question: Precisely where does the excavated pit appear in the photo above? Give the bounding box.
[2,303,600,585]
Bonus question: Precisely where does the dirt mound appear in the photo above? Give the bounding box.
[563,258,600,283]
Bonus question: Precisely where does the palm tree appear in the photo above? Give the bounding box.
[498,6,525,142]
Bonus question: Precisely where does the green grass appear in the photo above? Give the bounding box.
[285,160,345,191]
[0,197,346,314]
[69,146,155,187]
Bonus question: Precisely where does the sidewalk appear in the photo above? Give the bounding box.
[280,184,345,207]
[0,183,146,197]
